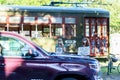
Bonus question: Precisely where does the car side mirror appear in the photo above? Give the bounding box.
[25,49,38,58]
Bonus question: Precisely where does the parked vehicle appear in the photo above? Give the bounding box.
[0,31,102,80]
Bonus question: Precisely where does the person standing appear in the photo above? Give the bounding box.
[80,37,90,56]
[55,38,66,55]
[82,37,90,47]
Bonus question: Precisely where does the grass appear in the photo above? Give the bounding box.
[99,61,120,80]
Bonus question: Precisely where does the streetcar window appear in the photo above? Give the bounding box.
[97,19,101,37]
[102,19,107,37]
[85,19,90,37]
[51,25,63,37]
[65,25,76,38]
[43,26,50,37]
[91,19,96,37]
[55,27,62,36]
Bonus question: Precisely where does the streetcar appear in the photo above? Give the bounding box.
[0,4,110,57]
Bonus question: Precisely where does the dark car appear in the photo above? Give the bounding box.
[0,31,102,80]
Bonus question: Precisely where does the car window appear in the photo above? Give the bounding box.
[0,36,38,58]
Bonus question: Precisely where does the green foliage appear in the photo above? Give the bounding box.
[0,0,51,6]
[88,0,120,33]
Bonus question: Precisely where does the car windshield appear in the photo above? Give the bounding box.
[30,40,50,56]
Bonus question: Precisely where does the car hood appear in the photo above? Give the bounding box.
[49,54,98,64]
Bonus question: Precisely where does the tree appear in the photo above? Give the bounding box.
[0,0,50,6]
[91,0,120,33]
[80,0,119,33]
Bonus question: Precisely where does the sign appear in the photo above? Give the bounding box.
[65,40,76,47]
[110,33,120,55]
[65,40,76,44]
[78,46,90,56]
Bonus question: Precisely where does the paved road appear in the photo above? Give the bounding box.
[100,61,120,80]
[102,73,120,80]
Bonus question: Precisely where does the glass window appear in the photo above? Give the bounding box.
[103,26,107,37]
[85,19,90,37]
[97,19,101,37]
[91,19,96,37]
[51,25,63,37]
[55,27,62,36]
[65,25,76,38]
[43,27,49,33]
[43,26,50,37]
[0,36,38,57]
[102,19,107,37]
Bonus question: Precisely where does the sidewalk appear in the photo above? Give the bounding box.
[102,74,120,80]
